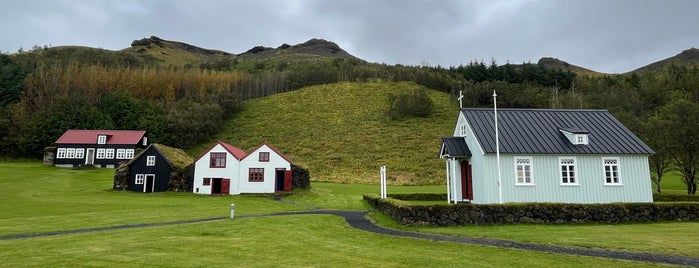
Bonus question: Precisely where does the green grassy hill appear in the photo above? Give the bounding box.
[190,81,457,185]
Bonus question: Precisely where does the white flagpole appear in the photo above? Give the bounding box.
[493,90,503,204]
[458,90,464,109]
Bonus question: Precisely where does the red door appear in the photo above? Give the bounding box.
[460,161,473,200]
[284,170,293,192]
[221,178,230,195]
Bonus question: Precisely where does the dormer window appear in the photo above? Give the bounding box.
[97,135,107,144]
[559,127,589,145]
[574,134,588,145]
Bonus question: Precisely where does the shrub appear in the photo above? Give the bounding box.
[387,87,434,120]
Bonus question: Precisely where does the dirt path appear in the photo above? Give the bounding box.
[2,209,698,267]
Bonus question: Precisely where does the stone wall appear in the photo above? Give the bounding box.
[364,195,699,226]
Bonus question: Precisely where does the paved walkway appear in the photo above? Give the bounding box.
[2,209,698,267]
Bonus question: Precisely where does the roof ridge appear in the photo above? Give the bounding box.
[461,108,608,112]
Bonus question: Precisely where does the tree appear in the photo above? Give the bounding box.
[655,94,699,195]
[642,114,672,193]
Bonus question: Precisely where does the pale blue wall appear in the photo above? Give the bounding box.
[474,154,653,204]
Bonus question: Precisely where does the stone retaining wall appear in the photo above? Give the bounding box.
[364,195,699,226]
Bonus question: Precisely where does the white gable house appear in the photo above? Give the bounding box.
[439,108,655,204]
[193,141,292,195]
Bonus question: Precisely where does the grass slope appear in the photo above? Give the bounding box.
[191,81,457,185]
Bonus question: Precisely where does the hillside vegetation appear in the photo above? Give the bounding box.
[191,82,456,185]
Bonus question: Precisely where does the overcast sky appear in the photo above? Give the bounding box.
[2,0,698,73]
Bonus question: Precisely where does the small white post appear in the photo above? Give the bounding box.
[230,203,235,218]
[380,165,387,199]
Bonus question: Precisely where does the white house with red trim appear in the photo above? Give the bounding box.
[193,140,293,195]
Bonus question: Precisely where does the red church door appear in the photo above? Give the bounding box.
[221,179,230,195]
[460,161,473,200]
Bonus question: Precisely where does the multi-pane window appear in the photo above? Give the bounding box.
[97,135,107,144]
[96,149,106,159]
[203,178,211,186]
[57,148,66,158]
[135,174,144,184]
[146,156,156,166]
[249,168,264,182]
[142,137,148,146]
[105,149,114,159]
[259,152,270,162]
[514,157,533,185]
[560,157,577,185]
[604,158,621,185]
[125,149,135,159]
[459,124,467,137]
[210,153,227,168]
[66,148,76,159]
[75,148,85,159]
[116,149,126,159]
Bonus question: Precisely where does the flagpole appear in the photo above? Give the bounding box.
[493,90,503,204]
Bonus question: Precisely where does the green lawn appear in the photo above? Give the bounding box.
[0,161,695,267]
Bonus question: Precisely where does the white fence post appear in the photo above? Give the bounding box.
[380,165,387,199]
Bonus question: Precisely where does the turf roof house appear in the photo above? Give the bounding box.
[193,141,293,195]
[114,144,194,193]
[54,130,148,168]
[439,108,655,204]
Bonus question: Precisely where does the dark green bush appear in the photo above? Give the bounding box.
[387,87,434,120]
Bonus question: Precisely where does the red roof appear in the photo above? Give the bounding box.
[218,141,247,160]
[194,141,292,163]
[241,142,293,164]
[55,130,146,145]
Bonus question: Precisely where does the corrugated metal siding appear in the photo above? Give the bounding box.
[462,108,654,155]
[476,154,652,203]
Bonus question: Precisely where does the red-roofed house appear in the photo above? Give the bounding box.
[193,141,293,195]
[54,130,148,168]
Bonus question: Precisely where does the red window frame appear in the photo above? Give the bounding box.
[259,152,270,162]
[210,152,226,168]
[249,168,264,182]
[203,178,211,186]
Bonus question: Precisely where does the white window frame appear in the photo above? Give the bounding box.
[142,137,148,146]
[66,148,76,159]
[125,149,135,159]
[559,157,579,185]
[97,135,107,144]
[574,134,589,145]
[146,156,156,166]
[96,149,106,159]
[56,148,66,158]
[75,148,85,159]
[105,149,114,159]
[116,149,126,159]
[135,174,144,184]
[603,157,622,185]
[459,124,467,137]
[514,157,534,186]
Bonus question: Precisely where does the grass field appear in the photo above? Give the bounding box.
[1,161,696,267]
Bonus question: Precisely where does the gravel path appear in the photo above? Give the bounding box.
[2,209,697,267]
